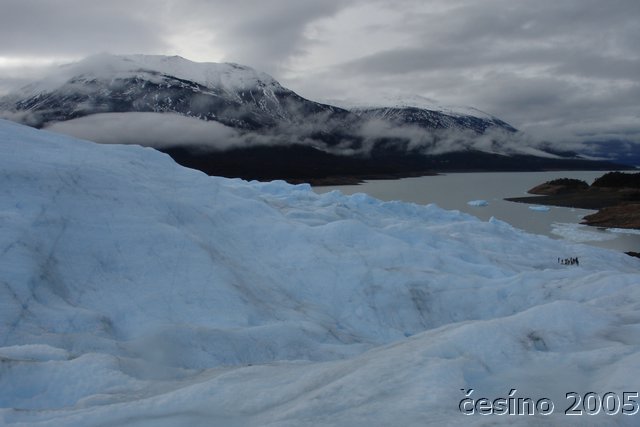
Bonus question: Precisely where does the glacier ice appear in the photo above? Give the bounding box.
[467,199,489,207]
[1,119,639,426]
[551,222,618,243]
[529,205,551,212]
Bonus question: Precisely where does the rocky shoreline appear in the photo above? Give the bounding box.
[581,203,640,229]
[505,172,640,230]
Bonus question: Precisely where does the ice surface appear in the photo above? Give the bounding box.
[551,222,619,242]
[529,205,551,212]
[1,119,640,426]
[608,227,640,235]
[467,199,489,207]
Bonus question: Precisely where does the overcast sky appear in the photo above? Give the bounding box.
[1,0,638,144]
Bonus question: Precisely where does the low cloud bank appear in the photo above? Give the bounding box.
[44,112,340,152]
[43,111,559,158]
[46,112,242,149]
[354,118,556,158]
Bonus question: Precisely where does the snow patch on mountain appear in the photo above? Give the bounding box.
[13,53,283,99]
[329,93,498,120]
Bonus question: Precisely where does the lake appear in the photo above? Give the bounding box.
[314,171,640,253]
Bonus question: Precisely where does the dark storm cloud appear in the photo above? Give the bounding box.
[341,45,640,82]
[161,0,348,73]
[340,0,640,79]
[317,0,640,143]
[0,0,165,56]
[1,0,639,145]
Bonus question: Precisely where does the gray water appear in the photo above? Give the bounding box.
[314,171,640,253]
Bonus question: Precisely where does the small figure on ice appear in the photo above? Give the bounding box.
[558,257,579,266]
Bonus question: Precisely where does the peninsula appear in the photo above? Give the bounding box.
[505,172,640,230]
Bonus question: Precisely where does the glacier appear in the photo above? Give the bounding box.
[1,119,639,426]
[529,205,551,212]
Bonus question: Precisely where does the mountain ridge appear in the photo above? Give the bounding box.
[1,53,354,132]
[0,54,630,182]
[0,54,518,136]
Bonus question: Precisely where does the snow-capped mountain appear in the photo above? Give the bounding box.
[333,94,517,134]
[0,54,628,181]
[0,54,512,137]
[0,53,351,131]
[2,119,640,426]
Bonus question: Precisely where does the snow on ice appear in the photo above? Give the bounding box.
[551,222,619,243]
[1,119,639,426]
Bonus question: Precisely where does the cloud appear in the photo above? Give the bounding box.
[154,0,351,74]
[41,111,353,153]
[40,110,552,161]
[45,113,243,150]
[0,0,354,86]
[352,118,554,158]
[1,0,639,147]
[0,0,166,57]
[290,0,640,144]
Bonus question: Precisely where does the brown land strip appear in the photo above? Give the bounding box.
[505,174,640,231]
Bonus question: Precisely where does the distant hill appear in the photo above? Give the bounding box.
[592,171,640,188]
[506,171,640,230]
